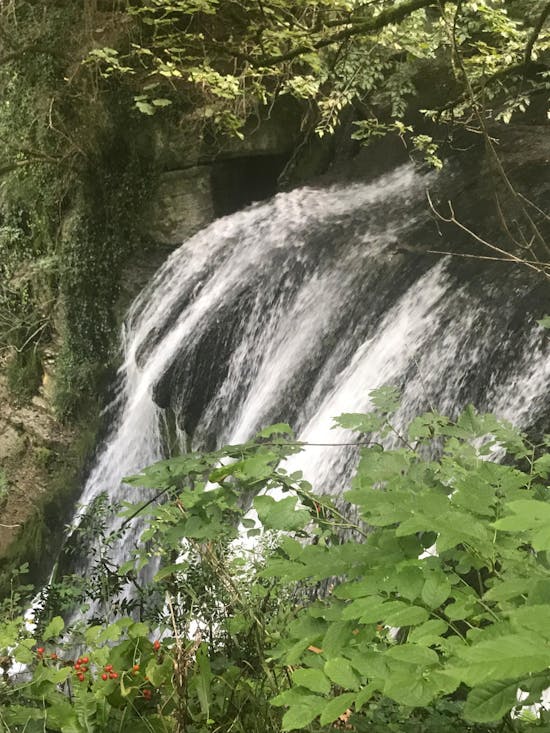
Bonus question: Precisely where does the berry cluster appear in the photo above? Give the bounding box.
[36,647,58,661]
[74,655,89,682]
[33,642,163,701]
[101,664,119,681]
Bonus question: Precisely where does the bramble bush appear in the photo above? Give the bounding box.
[1,388,550,732]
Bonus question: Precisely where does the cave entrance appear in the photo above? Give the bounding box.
[210,153,289,217]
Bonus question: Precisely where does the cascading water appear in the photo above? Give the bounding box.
[73,164,549,568]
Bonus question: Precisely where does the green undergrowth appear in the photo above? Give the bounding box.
[0,1,154,417]
[1,389,549,732]
[54,126,153,418]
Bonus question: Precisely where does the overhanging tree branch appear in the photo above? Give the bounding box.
[254,0,442,66]
[524,1,550,65]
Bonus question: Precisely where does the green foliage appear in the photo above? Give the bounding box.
[0,2,153,414]
[0,3,70,387]
[85,0,550,150]
[1,391,549,731]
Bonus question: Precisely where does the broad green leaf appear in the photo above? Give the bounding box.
[383,604,429,627]
[292,668,331,694]
[98,623,123,643]
[395,565,424,601]
[129,621,149,639]
[282,704,318,730]
[319,693,356,726]
[146,655,173,688]
[528,578,550,605]
[484,577,532,602]
[348,650,389,679]
[14,644,34,664]
[43,615,64,640]
[463,679,519,722]
[534,454,550,478]
[322,621,356,656]
[408,619,448,645]
[537,315,550,328]
[493,499,550,531]
[421,572,451,608]
[254,495,310,530]
[341,596,388,622]
[135,99,156,115]
[271,689,321,708]
[445,597,477,620]
[507,605,550,636]
[385,644,439,667]
[85,625,102,645]
[42,666,72,685]
[384,672,439,707]
[450,633,550,685]
[324,657,360,690]
[354,681,378,708]
[451,482,496,518]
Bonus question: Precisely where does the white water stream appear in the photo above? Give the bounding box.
[71,165,549,563]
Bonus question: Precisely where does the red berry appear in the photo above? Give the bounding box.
[81,656,89,664]
[133,664,140,672]
[153,640,160,651]
[101,673,108,681]
[110,672,118,679]
[36,647,45,655]
[104,664,113,672]
[50,653,58,660]
[77,673,85,682]
[74,663,81,670]
[143,689,152,699]
[80,666,88,672]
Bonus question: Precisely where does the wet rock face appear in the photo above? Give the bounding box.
[145,100,304,246]
[0,366,73,560]
[146,167,214,245]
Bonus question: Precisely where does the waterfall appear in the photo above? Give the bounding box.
[73,164,549,561]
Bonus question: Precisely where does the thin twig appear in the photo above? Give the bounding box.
[427,190,550,279]
[444,0,550,259]
[427,249,550,268]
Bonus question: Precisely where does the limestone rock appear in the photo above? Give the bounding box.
[146,167,215,245]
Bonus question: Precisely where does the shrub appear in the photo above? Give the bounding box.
[0,391,549,732]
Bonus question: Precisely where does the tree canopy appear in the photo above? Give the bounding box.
[80,0,550,144]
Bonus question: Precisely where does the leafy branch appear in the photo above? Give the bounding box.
[253,0,444,66]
